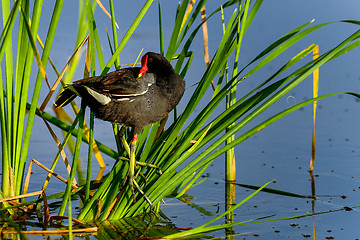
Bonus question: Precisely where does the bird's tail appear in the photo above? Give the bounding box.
[54,87,78,108]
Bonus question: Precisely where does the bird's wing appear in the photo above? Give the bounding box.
[73,68,155,98]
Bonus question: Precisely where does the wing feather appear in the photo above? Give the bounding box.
[72,68,155,99]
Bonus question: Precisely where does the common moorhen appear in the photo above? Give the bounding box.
[55,52,185,203]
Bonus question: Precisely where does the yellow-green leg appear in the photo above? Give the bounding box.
[117,127,157,211]
[128,135,137,202]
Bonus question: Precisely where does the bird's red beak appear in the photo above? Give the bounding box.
[138,54,148,77]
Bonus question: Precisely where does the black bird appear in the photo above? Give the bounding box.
[55,52,185,203]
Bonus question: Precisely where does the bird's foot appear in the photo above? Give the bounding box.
[118,157,162,176]
[117,130,159,214]
[120,168,154,213]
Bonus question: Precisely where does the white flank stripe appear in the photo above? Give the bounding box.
[85,86,111,105]
[115,98,131,102]
[110,88,148,97]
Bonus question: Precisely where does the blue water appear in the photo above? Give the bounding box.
[3,0,360,239]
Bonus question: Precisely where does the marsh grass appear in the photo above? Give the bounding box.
[1,0,360,238]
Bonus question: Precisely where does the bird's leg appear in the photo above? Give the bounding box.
[132,178,155,213]
[117,128,156,210]
[129,135,137,203]
[118,127,131,157]
[128,135,154,210]
[118,157,162,176]
[118,127,161,175]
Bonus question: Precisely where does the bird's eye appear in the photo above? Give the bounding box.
[148,58,153,63]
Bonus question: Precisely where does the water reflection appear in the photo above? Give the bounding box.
[225,180,236,239]
[309,170,317,240]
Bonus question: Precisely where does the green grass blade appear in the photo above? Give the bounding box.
[0,70,11,196]
[85,0,97,77]
[40,113,81,193]
[175,0,207,51]
[1,0,14,170]
[202,92,355,169]
[158,0,164,56]
[85,0,105,71]
[109,0,120,68]
[165,0,189,60]
[68,191,73,240]
[13,0,27,171]
[78,159,125,220]
[0,0,19,62]
[175,161,210,198]
[63,0,88,85]
[242,21,330,80]
[0,0,17,197]
[191,45,317,151]
[102,0,153,75]
[30,104,118,159]
[85,111,95,202]
[15,0,45,195]
[18,0,65,195]
[59,102,85,216]
[242,0,263,33]
[235,183,314,199]
[138,123,160,163]
[165,180,273,238]
[140,25,360,214]
[151,10,239,167]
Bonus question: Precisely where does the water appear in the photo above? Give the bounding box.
[3,0,360,239]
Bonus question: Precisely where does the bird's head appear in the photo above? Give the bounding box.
[138,52,173,78]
